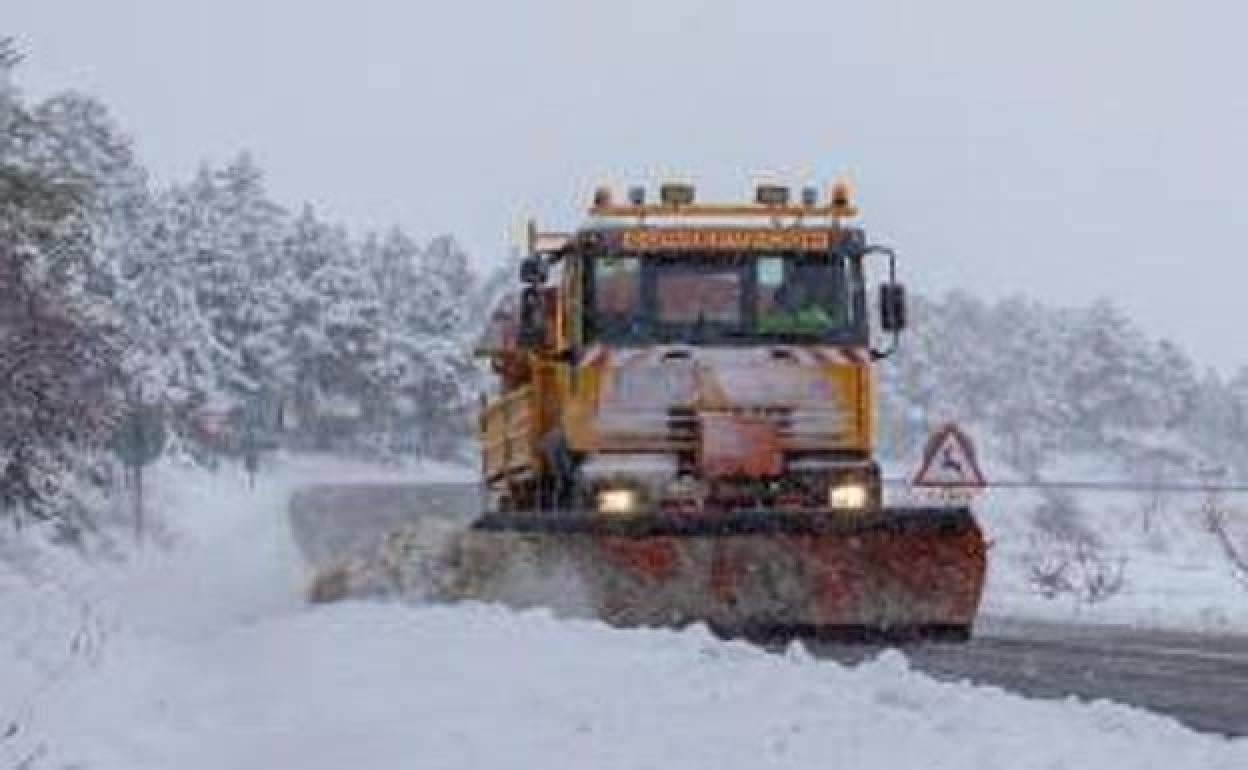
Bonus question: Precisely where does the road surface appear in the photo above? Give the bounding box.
[811,619,1248,738]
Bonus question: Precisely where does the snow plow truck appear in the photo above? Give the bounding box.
[290,180,987,641]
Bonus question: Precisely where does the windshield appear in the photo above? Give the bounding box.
[586,251,864,345]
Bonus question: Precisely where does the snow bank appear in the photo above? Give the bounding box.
[0,454,473,766]
[22,603,1248,770]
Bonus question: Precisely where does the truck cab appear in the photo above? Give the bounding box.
[477,182,907,519]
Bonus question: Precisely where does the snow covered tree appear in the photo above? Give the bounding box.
[0,44,125,525]
[159,155,292,419]
[983,298,1072,472]
[1061,301,1156,445]
[318,260,386,443]
[25,92,151,297]
[203,154,289,399]
[282,213,383,448]
[286,203,340,281]
[162,167,248,404]
[416,235,475,335]
[382,234,478,456]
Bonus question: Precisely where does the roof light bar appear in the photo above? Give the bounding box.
[587,178,859,219]
[755,184,791,206]
[659,183,695,206]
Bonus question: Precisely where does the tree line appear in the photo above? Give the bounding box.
[878,292,1248,482]
[1,39,486,529]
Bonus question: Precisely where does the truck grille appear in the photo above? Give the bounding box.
[666,406,848,448]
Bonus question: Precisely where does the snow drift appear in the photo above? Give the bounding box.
[34,602,1248,770]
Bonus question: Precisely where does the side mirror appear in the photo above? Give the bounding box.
[518,286,545,348]
[880,283,907,333]
[519,255,547,285]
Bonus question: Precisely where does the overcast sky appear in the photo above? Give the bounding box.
[9,0,1247,372]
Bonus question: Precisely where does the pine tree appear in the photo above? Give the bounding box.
[163,166,247,405]
[0,43,124,524]
[162,155,291,418]
[210,153,290,406]
[396,235,478,456]
[281,206,373,446]
[302,244,384,448]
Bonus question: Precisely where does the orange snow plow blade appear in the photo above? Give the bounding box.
[293,484,986,641]
[449,506,986,641]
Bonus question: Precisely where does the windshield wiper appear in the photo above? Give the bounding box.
[691,312,708,343]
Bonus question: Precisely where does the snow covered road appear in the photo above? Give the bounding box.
[4,459,1248,769]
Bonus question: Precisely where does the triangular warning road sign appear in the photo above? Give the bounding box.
[912,423,987,489]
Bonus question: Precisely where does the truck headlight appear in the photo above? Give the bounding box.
[829,481,868,510]
[596,487,639,515]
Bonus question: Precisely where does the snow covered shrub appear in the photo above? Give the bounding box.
[1023,536,1075,599]
[1071,540,1127,604]
[1023,489,1127,605]
[1200,488,1248,589]
[1023,535,1127,606]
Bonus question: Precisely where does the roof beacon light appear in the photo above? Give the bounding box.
[627,185,646,206]
[831,179,853,210]
[593,186,612,207]
[755,184,791,206]
[801,186,819,207]
[659,183,695,206]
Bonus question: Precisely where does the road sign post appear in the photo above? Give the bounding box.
[111,399,166,543]
[237,397,279,489]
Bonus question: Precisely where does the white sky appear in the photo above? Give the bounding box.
[9,0,1247,372]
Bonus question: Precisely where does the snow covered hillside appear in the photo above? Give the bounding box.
[3,459,1247,770]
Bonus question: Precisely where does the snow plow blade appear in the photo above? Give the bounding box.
[302,493,986,642]
[458,507,986,641]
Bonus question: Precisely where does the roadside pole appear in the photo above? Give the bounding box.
[112,394,166,544]
[238,397,278,490]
